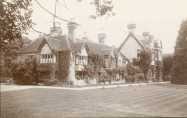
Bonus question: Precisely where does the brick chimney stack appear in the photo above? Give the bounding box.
[68,22,77,42]
[98,33,106,44]
[50,22,62,36]
[127,24,136,34]
[142,32,150,40]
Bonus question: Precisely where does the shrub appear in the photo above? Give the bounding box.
[125,75,135,83]
[12,58,38,85]
[126,63,136,76]
[138,49,152,81]
[134,73,145,82]
[43,79,58,86]
[162,54,173,81]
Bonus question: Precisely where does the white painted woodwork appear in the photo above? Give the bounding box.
[75,46,88,66]
[40,44,56,63]
[79,47,88,57]
[118,55,123,66]
[41,44,52,54]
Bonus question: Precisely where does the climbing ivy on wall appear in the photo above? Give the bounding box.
[58,51,71,81]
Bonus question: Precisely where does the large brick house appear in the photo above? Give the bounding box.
[17,23,162,85]
[17,22,127,85]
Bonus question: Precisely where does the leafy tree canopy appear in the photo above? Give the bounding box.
[0,0,32,51]
[176,20,187,49]
[77,0,114,19]
[138,49,152,80]
[172,20,187,84]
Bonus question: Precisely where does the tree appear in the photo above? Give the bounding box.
[93,0,113,16]
[77,0,114,18]
[0,0,32,80]
[0,0,32,50]
[162,54,173,81]
[12,57,38,85]
[172,20,187,84]
[138,49,152,81]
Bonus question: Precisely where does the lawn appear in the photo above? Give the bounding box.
[1,84,187,117]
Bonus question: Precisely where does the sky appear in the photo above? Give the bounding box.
[27,0,187,54]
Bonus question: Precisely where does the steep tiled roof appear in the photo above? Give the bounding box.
[17,35,71,54]
[70,40,115,57]
[71,42,84,52]
[70,39,113,56]
[17,38,44,53]
[102,49,113,56]
[47,35,71,51]
[18,34,119,58]
[85,41,112,56]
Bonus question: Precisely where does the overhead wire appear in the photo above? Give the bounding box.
[34,0,79,25]
[31,27,47,35]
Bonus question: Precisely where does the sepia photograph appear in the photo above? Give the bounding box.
[0,0,187,117]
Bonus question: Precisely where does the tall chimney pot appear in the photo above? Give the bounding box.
[127,24,136,33]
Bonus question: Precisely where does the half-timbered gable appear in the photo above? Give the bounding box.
[72,42,88,71]
[118,33,145,62]
[73,43,88,66]
[17,34,71,81]
[40,43,56,63]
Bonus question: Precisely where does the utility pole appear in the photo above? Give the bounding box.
[53,0,57,28]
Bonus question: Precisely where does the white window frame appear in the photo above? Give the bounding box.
[75,55,88,66]
[40,54,55,63]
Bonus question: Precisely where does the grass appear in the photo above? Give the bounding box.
[1,83,187,118]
